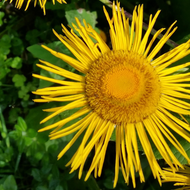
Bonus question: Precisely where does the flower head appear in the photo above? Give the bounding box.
[7,0,66,14]
[162,166,190,190]
[33,1,190,188]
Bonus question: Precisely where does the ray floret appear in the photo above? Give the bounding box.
[162,166,190,190]
[7,0,66,14]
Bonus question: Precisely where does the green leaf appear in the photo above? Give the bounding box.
[27,128,37,138]
[3,175,17,190]
[1,34,11,44]
[34,151,44,160]
[8,108,21,124]
[41,164,52,175]
[25,29,40,45]
[17,138,25,153]
[11,37,23,47]
[55,186,63,190]
[18,86,30,100]
[24,136,33,146]
[103,178,114,189]
[25,102,61,135]
[27,41,73,65]
[52,165,59,178]
[0,54,6,63]
[110,128,116,141]
[0,108,7,134]
[49,178,60,190]
[31,168,42,182]
[17,117,27,131]
[65,4,100,42]
[0,12,4,26]
[1,132,6,138]
[25,100,82,144]
[14,124,23,133]
[36,186,48,190]
[47,143,58,154]
[11,37,24,55]
[12,74,26,87]
[14,153,22,172]
[0,66,10,80]
[65,8,97,33]
[8,131,20,141]
[85,175,100,190]
[26,140,45,162]
[40,69,64,89]
[9,57,22,69]
[27,41,75,88]
[0,161,6,167]
[4,147,13,162]
[0,34,11,55]
[171,137,190,164]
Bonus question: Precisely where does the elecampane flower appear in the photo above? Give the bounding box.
[33,1,190,188]
[7,0,66,14]
[162,166,190,190]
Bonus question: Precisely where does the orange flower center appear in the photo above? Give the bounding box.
[103,66,141,100]
[85,50,161,124]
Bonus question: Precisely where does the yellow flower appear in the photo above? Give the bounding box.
[33,1,190,188]
[162,166,190,190]
[7,0,66,14]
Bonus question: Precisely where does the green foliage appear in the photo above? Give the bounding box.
[27,41,74,88]
[0,0,190,189]
[0,12,4,26]
[1,175,17,190]
[65,5,97,30]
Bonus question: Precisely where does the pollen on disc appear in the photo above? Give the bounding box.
[103,68,140,100]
